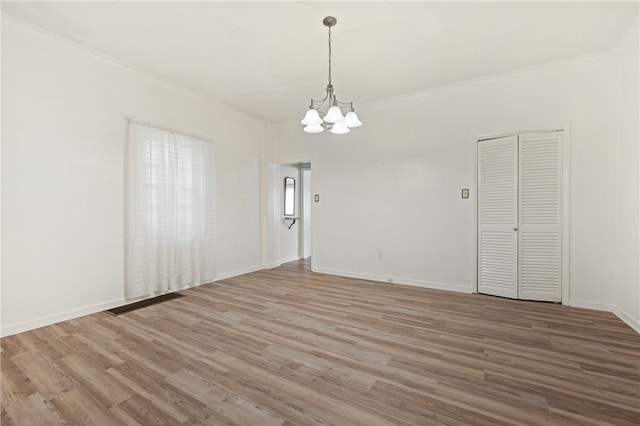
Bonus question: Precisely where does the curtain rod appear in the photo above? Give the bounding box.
[125,116,215,144]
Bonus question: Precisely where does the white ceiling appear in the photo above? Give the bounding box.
[2,1,638,122]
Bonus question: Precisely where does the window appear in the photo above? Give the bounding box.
[126,121,215,298]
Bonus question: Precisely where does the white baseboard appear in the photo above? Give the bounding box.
[218,258,302,275]
[0,264,267,337]
[0,264,275,338]
[1,297,126,338]
[312,267,471,294]
[278,256,301,265]
[612,305,640,333]
[214,264,265,281]
[569,299,639,334]
[7,266,636,338]
[568,299,614,312]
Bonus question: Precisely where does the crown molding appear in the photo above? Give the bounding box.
[612,17,639,55]
[3,10,635,125]
[358,49,613,112]
[1,13,267,124]
[354,15,636,112]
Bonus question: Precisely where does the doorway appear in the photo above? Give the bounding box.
[277,162,312,265]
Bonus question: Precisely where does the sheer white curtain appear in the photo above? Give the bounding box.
[126,121,215,298]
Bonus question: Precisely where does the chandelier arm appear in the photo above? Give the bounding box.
[312,92,330,105]
[333,97,354,113]
[311,100,329,111]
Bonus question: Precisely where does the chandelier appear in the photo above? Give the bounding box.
[301,16,362,134]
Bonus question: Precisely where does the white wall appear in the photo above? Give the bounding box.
[1,18,266,336]
[3,15,637,336]
[613,24,639,331]
[271,52,628,315]
[278,164,301,263]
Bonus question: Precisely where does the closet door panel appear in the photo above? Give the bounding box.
[478,136,518,299]
[518,132,562,301]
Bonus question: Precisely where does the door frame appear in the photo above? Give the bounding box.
[271,160,312,268]
[472,123,571,304]
[299,167,312,260]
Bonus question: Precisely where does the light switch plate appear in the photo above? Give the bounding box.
[461,189,469,199]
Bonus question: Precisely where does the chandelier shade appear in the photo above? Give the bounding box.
[344,111,362,127]
[301,108,322,126]
[304,123,324,133]
[329,120,350,134]
[323,105,345,123]
[301,16,362,134]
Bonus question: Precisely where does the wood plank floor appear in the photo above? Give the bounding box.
[2,259,639,425]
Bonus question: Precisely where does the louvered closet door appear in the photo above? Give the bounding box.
[478,136,519,299]
[518,132,562,301]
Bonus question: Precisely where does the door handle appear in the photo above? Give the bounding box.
[513,227,518,231]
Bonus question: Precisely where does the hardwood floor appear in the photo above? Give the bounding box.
[2,259,639,425]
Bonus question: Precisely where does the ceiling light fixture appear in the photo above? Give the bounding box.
[301,16,362,134]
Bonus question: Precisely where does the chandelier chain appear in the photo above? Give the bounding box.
[328,26,332,86]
